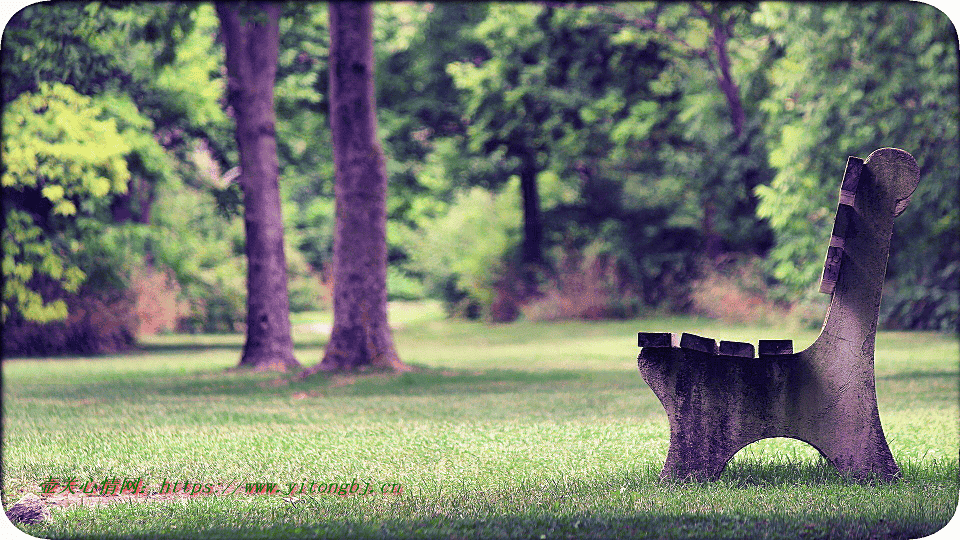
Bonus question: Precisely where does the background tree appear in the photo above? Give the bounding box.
[216,2,299,370]
[314,2,406,372]
[431,4,696,316]
[754,2,958,330]
[597,3,775,261]
[2,1,954,353]
[1,2,205,354]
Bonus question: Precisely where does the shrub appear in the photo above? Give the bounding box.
[286,244,328,313]
[521,240,640,322]
[881,260,960,332]
[174,256,246,334]
[131,264,182,336]
[387,266,426,301]
[689,255,790,325]
[399,181,521,320]
[2,282,137,356]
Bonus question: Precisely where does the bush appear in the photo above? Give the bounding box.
[387,266,426,301]
[399,181,521,320]
[2,283,137,356]
[131,264,183,336]
[521,240,641,322]
[174,257,246,334]
[881,260,960,332]
[688,255,790,325]
[286,243,329,313]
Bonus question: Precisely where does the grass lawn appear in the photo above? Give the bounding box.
[2,306,958,539]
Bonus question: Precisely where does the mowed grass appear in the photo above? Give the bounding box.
[2,305,958,539]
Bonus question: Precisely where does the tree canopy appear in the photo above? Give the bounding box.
[2,1,956,356]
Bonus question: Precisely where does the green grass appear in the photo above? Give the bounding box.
[2,307,958,539]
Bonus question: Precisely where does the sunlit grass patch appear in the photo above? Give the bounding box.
[3,312,957,539]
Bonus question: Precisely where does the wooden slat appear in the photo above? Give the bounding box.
[680,333,718,354]
[758,339,793,355]
[719,340,755,358]
[638,332,679,348]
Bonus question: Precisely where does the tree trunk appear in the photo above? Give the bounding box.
[314,2,405,372]
[217,3,299,371]
[710,21,745,140]
[702,201,722,260]
[691,2,746,140]
[519,154,543,268]
[518,152,544,297]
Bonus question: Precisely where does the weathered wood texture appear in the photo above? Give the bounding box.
[820,156,863,294]
[719,340,755,358]
[638,148,919,482]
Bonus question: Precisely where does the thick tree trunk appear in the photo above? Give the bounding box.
[315,2,405,372]
[217,3,299,371]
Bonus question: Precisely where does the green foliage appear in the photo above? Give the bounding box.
[1,2,246,340]
[755,3,959,329]
[385,266,426,301]
[285,243,327,313]
[1,83,138,322]
[399,180,521,318]
[1,211,84,323]
[1,1,954,334]
[437,5,706,308]
[273,3,334,275]
[609,4,777,258]
[3,83,132,205]
[147,177,246,333]
[1,2,127,102]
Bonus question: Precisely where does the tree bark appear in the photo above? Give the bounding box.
[691,2,746,140]
[517,152,544,297]
[710,18,745,140]
[314,2,405,372]
[217,3,299,371]
[519,154,543,268]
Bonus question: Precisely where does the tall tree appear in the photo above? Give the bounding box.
[216,2,299,370]
[445,5,684,305]
[314,2,405,372]
[755,2,958,330]
[597,2,773,260]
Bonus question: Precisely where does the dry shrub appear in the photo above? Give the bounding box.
[2,286,137,356]
[689,255,788,325]
[314,263,335,309]
[131,265,185,336]
[521,246,638,322]
[488,266,524,323]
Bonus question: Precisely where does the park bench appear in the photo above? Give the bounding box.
[637,148,919,482]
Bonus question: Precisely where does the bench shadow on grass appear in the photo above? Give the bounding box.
[719,458,843,486]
